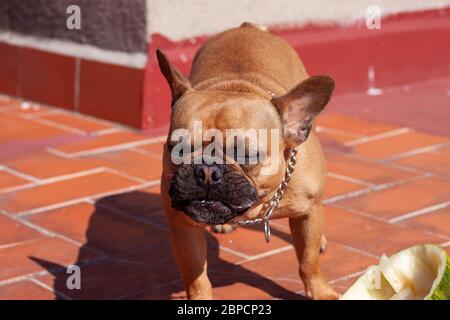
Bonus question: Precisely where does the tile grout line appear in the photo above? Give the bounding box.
[324,142,450,181]
[130,147,164,158]
[95,127,124,136]
[31,117,88,136]
[340,154,449,181]
[0,167,107,194]
[102,167,149,185]
[381,141,450,162]
[339,243,380,259]
[20,109,65,120]
[0,254,110,288]
[93,203,168,231]
[344,127,411,146]
[328,203,450,240]
[327,172,374,187]
[0,238,38,250]
[26,112,127,137]
[218,246,251,260]
[0,210,86,247]
[328,203,391,223]
[46,136,167,159]
[316,126,362,138]
[329,270,367,285]
[0,182,37,194]
[235,245,294,265]
[13,181,157,218]
[0,272,47,287]
[389,200,450,223]
[1,165,41,183]
[387,163,450,181]
[323,173,430,205]
[29,278,74,300]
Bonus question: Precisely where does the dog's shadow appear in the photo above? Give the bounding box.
[30,191,305,300]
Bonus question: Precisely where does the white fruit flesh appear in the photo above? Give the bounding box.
[340,244,450,300]
[389,287,415,300]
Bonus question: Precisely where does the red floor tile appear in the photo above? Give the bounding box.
[207,242,377,299]
[85,149,162,181]
[51,131,151,156]
[93,185,165,225]
[0,280,57,300]
[351,131,448,160]
[323,175,365,199]
[0,170,30,191]
[317,113,401,136]
[135,141,165,156]
[36,113,114,134]
[211,275,303,300]
[0,215,42,247]
[5,151,100,179]
[330,276,360,295]
[225,242,375,282]
[317,130,360,145]
[126,282,186,300]
[209,224,291,257]
[324,206,445,256]
[326,153,417,185]
[336,177,450,220]
[395,150,450,176]
[435,146,450,157]
[26,202,167,256]
[0,113,77,146]
[0,237,97,281]
[0,171,139,215]
[399,207,450,239]
[36,257,178,300]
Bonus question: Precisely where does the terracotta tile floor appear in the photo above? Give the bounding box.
[0,90,449,300]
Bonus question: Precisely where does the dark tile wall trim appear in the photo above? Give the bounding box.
[19,48,76,110]
[78,59,144,128]
[0,42,19,96]
[0,42,145,128]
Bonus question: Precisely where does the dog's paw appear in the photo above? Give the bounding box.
[305,277,340,300]
[211,224,236,234]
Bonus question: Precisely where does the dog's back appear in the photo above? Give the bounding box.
[190,24,308,91]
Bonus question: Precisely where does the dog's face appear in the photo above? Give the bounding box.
[157,50,334,225]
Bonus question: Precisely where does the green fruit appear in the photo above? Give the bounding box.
[340,244,450,300]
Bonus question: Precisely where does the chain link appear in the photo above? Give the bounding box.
[232,148,298,242]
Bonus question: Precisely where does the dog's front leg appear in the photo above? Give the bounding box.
[289,203,339,300]
[169,217,212,300]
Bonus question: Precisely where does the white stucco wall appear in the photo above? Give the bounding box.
[147,0,450,40]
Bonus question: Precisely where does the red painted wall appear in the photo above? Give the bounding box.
[142,7,450,133]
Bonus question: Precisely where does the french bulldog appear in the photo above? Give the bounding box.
[158,23,339,300]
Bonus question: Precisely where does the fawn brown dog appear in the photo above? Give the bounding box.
[158,23,339,300]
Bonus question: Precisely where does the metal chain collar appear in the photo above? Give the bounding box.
[231,147,298,243]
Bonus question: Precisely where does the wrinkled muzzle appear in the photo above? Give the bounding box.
[169,163,257,224]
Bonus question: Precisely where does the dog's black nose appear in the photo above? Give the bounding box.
[194,164,222,185]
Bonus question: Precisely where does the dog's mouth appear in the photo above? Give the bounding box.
[177,199,251,225]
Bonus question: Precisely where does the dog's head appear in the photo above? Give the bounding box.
[157,49,334,225]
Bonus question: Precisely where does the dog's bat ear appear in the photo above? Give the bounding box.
[271,75,334,147]
[156,49,191,106]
